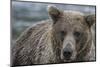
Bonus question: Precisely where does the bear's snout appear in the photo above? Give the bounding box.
[63,43,73,60]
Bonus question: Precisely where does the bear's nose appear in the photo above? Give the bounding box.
[63,46,73,59]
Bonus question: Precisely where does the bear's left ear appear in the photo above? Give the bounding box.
[85,14,96,27]
[48,6,63,24]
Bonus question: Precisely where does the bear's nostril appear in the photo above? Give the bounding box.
[63,50,72,59]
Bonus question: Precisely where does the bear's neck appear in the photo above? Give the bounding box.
[36,25,61,64]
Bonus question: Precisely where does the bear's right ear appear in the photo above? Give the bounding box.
[85,14,96,27]
[48,6,63,24]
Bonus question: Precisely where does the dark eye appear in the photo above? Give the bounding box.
[60,31,66,36]
[74,31,81,37]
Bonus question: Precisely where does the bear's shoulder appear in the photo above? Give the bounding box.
[15,19,52,44]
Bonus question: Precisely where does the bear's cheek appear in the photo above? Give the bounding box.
[75,33,88,52]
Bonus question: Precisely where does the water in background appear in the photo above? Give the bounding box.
[11,1,96,42]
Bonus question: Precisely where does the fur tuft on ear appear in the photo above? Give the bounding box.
[47,5,63,23]
[85,14,96,27]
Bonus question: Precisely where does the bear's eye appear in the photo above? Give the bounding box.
[60,31,66,36]
[74,31,81,38]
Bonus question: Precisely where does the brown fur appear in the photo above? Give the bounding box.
[11,6,95,66]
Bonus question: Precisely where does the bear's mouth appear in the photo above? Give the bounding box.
[61,58,72,62]
[62,57,76,63]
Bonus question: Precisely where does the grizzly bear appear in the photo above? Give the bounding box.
[11,6,96,66]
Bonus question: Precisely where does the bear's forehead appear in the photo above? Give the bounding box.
[54,11,88,31]
[63,11,84,20]
[55,21,86,32]
[58,11,87,26]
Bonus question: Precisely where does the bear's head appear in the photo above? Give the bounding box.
[48,6,95,62]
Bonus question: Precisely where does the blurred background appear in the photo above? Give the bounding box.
[11,1,96,43]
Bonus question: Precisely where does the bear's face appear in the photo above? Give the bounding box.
[48,6,95,62]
